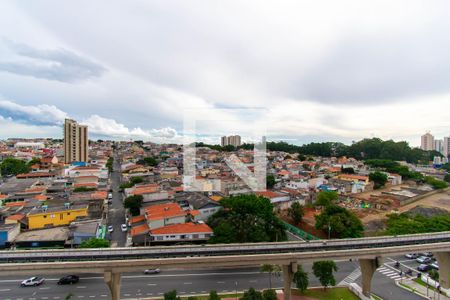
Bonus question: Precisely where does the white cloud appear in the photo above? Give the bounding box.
[0,99,68,125]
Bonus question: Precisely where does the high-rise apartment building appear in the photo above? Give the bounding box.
[434,139,444,155]
[64,118,88,163]
[420,132,434,151]
[444,136,450,158]
[220,135,242,147]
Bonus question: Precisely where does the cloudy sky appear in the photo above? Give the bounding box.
[1,1,450,146]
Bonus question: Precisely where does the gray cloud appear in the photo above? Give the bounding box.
[0,39,106,82]
[0,99,68,125]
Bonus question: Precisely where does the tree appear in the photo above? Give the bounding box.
[369,171,388,189]
[444,174,450,183]
[73,186,97,193]
[288,202,304,225]
[386,213,450,235]
[79,238,110,248]
[0,158,30,176]
[187,297,198,300]
[315,191,338,207]
[341,167,355,174]
[315,205,364,238]
[293,265,309,293]
[208,290,220,300]
[208,195,287,243]
[266,175,276,189]
[164,290,181,300]
[130,176,144,184]
[106,157,113,173]
[312,261,338,290]
[124,195,143,216]
[262,289,277,300]
[425,176,448,189]
[260,264,281,289]
[240,288,263,300]
[143,156,158,166]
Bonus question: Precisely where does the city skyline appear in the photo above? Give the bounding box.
[1,1,450,145]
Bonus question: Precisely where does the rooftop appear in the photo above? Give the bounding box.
[150,222,212,235]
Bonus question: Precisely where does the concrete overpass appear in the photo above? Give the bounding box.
[1,232,449,300]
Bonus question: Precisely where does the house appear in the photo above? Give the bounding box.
[149,222,213,245]
[13,227,70,248]
[256,191,290,204]
[27,204,88,229]
[144,202,188,230]
[69,219,101,247]
[175,192,221,221]
[0,223,20,248]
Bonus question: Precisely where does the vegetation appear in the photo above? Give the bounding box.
[386,213,450,235]
[124,194,144,216]
[424,176,448,189]
[73,186,97,192]
[292,287,359,300]
[444,174,450,183]
[0,158,31,176]
[208,195,287,243]
[79,238,110,248]
[119,176,144,190]
[208,290,220,300]
[196,142,236,152]
[187,297,198,300]
[164,290,181,300]
[315,191,338,207]
[369,171,388,189]
[266,174,276,189]
[137,156,158,167]
[341,167,355,174]
[288,202,304,225]
[315,205,364,238]
[293,265,309,293]
[240,288,262,300]
[312,261,338,290]
[106,157,113,173]
[364,159,423,180]
[260,264,281,290]
[261,289,277,300]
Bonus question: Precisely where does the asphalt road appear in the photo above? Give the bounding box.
[108,152,127,247]
[0,260,420,300]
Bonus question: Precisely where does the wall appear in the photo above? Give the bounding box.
[28,208,88,229]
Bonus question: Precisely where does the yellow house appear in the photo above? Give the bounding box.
[27,205,88,229]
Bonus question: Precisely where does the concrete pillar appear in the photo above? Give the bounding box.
[435,252,450,289]
[104,271,121,300]
[282,262,297,300]
[359,257,382,298]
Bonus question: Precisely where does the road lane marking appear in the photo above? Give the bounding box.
[0,288,11,291]
[217,281,225,284]
[39,287,51,290]
[184,282,192,285]
[76,286,87,289]
[249,280,257,283]
[147,283,157,286]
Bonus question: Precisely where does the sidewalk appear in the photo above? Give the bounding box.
[399,279,450,300]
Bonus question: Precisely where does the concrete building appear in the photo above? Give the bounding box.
[27,204,88,230]
[421,132,434,151]
[220,135,241,147]
[64,118,88,163]
[444,136,450,158]
[435,139,444,155]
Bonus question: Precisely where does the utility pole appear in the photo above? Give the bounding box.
[328,222,331,239]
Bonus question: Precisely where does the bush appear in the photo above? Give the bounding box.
[262,289,277,300]
[208,290,220,300]
[73,186,97,192]
[79,238,109,248]
[164,290,181,300]
[425,176,448,189]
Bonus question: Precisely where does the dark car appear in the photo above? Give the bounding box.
[57,275,79,285]
[417,264,432,272]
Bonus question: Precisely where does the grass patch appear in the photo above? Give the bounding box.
[293,287,359,300]
[179,293,244,300]
[371,294,382,300]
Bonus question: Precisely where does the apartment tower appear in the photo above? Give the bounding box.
[220,135,242,147]
[64,118,88,163]
[420,132,434,151]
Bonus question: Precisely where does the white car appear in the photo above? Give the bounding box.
[21,277,45,287]
[108,193,113,199]
[144,268,161,274]
[121,224,127,232]
[107,225,114,233]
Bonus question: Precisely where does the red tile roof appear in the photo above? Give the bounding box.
[5,214,25,221]
[145,203,186,221]
[150,222,212,235]
[131,223,149,236]
[130,215,145,224]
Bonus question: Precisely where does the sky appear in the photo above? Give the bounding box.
[0,1,450,146]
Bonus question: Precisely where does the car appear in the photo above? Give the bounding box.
[416,256,432,264]
[419,252,433,257]
[430,262,439,270]
[417,264,432,272]
[20,277,45,287]
[108,193,113,199]
[405,253,419,259]
[121,224,128,232]
[144,268,161,274]
[57,275,79,285]
[107,225,114,232]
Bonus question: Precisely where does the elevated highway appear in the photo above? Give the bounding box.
[1,232,449,300]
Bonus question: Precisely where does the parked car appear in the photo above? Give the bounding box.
[405,253,419,259]
[20,277,45,287]
[108,193,113,199]
[57,275,79,285]
[419,252,433,257]
[121,224,128,232]
[430,262,439,270]
[108,225,114,233]
[416,256,432,264]
[417,264,432,272]
[144,268,161,274]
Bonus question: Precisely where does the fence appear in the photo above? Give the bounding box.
[281,220,320,241]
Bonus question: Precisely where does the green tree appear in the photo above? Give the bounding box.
[130,176,144,184]
[240,288,263,300]
[0,158,30,176]
[124,195,144,216]
[260,264,281,290]
[315,191,338,207]
[386,213,450,235]
[266,175,276,189]
[341,167,355,174]
[143,156,158,166]
[106,157,114,173]
[312,261,338,290]
[425,176,448,189]
[208,195,287,243]
[28,157,41,166]
[444,174,450,183]
[288,202,304,225]
[79,238,110,248]
[73,186,97,192]
[293,265,309,293]
[187,297,198,300]
[369,171,388,189]
[208,290,220,300]
[315,205,364,238]
[164,290,181,300]
[262,289,277,300]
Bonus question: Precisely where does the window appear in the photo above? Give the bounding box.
[60,213,63,220]
[43,215,47,218]
[67,212,71,216]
